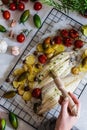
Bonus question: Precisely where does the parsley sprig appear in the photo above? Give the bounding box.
[40,0,87,14]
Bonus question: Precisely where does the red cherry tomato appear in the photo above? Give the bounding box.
[17,2,25,11]
[64,37,73,47]
[61,29,69,37]
[69,29,79,38]
[53,36,62,44]
[17,33,25,43]
[74,40,83,48]
[9,3,17,11]
[34,2,42,11]
[32,88,41,98]
[2,10,10,20]
[38,54,47,64]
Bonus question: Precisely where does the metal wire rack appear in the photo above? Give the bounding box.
[0,8,87,129]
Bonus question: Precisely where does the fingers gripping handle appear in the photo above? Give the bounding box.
[59,87,78,116]
[51,74,78,116]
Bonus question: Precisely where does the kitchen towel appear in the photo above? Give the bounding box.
[37,117,79,130]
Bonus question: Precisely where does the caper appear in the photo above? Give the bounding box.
[35,63,41,69]
[24,86,29,91]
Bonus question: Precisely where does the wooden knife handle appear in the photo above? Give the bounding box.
[52,75,78,116]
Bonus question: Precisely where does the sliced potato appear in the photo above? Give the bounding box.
[36,43,43,52]
[44,47,54,54]
[13,80,25,89]
[28,82,34,89]
[25,55,35,65]
[78,64,87,72]
[23,64,33,74]
[18,86,25,96]
[13,81,19,89]
[46,53,54,58]
[82,50,87,59]
[13,68,24,76]
[52,44,65,54]
[23,91,32,101]
[23,64,29,71]
[28,73,35,82]
[33,65,42,73]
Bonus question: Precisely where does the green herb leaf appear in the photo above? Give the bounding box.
[39,0,87,14]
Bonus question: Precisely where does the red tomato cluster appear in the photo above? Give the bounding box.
[53,29,83,48]
[2,0,42,11]
[9,2,25,11]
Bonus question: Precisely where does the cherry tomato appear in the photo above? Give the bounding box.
[61,29,69,37]
[69,29,79,38]
[42,37,51,49]
[63,37,73,47]
[53,36,62,44]
[38,54,47,64]
[34,2,42,11]
[9,3,17,11]
[32,88,41,98]
[74,40,83,48]
[2,10,10,20]
[17,2,25,11]
[17,33,25,43]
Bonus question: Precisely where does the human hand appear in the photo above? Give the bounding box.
[55,92,80,130]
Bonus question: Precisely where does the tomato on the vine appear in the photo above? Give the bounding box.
[9,3,17,11]
[17,2,25,11]
[17,33,25,43]
[2,10,11,20]
[38,54,47,64]
[34,2,42,11]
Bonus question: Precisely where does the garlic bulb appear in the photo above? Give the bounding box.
[0,40,8,54]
